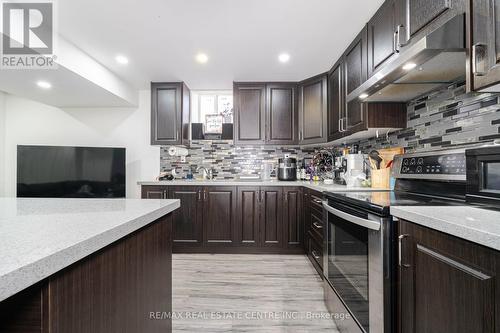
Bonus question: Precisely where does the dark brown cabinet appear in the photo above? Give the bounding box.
[328,61,344,141]
[367,0,404,77]
[398,220,500,333]
[168,186,203,247]
[260,187,283,248]
[303,189,324,277]
[266,83,298,144]
[298,74,328,144]
[203,186,237,246]
[234,82,297,145]
[283,187,303,249]
[151,82,190,145]
[233,83,266,144]
[468,0,500,92]
[407,0,451,38]
[141,185,167,199]
[237,186,260,246]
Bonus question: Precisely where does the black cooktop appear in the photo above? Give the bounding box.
[324,190,468,216]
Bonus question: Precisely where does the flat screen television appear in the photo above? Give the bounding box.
[17,145,126,198]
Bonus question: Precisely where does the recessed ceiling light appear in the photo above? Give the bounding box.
[278,53,290,63]
[115,55,129,65]
[195,53,209,64]
[402,62,417,71]
[36,80,52,89]
[359,93,369,99]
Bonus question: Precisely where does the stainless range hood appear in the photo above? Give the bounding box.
[348,14,466,103]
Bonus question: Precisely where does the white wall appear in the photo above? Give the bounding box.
[0,92,6,196]
[2,90,159,198]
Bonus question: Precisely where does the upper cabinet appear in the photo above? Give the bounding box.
[234,83,266,144]
[367,0,406,77]
[407,0,452,39]
[233,82,298,145]
[298,74,328,145]
[344,27,368,96]
[266,83,298,145]
[151,82,190,145]
[328,60,345,141]
[468,0,500,92]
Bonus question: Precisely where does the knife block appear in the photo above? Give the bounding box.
[371,168,391,189]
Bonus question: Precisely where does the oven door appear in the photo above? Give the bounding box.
[323,200,389,333]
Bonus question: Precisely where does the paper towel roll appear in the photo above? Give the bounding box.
[168,146,189,156]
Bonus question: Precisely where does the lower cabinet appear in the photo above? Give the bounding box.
[303,188,324,277]
[203,186,238,246]
[142,185,303,253]
[168,186,203,247]
[398,219,500,333]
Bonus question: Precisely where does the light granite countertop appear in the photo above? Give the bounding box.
[391,206,500,251]
[0,198,180,302]
[138,179,389,193]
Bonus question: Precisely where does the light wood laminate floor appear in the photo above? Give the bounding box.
[172,254,339,332]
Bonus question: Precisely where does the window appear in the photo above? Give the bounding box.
[191,91,233,128]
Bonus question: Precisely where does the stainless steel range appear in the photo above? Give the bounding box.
[322,148,469,333]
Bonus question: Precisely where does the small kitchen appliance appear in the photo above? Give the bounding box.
[277,156,297,181]
[466,145,500,205]
[343,153,367,186]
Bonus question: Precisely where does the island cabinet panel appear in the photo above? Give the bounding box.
[398,219,500,333]
[237,187,260,246]
[283,187,303,249]
[260,187,284,247]
[0,215,173,333]
[203,186,237,245]
[168,186,203,247]
[142,185,167,199]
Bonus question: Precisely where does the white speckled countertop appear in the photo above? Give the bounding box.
[137,179,389,193]
[0,198,180,302]
[391,206,500,251]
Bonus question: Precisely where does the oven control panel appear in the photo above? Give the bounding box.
[400,153,466,175]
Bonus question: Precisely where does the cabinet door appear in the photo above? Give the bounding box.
[203,186,237,245]
[168,186,203,246]
[141,185,167,199]
[259,187,283,247]
[266,84,298,145]
[298,75,328,145]
[234,83,266,144]
[367,0,399,77]
[344,27,368,96]
[151,82,183,145]
[345,100,367,133]
[469,0,500,91]
[328,62,344,141]
[409,0,451,37]
[283,187,303,249]
[398,220,499,333]
[236,187,260,246]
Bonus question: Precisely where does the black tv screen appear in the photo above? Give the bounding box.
[17,145,126,198]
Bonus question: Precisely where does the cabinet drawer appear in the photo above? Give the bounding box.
[307,236,323,277]
[309,214,324,241]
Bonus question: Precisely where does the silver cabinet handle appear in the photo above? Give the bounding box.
[312,221,323,229]
[322,201,380,230]
[197,190,202,201]
[393,30,398,53]
[396,24,407,50]
[312,198,322,204]
[472,43,487,76]
[311,250,321,260]
[163,190,167,199]
[338,118,342,132]
[398,234,410,268]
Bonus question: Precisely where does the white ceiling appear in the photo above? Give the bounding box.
[59,0,385,90]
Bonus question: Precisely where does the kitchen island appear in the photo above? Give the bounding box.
[0,197,179,333]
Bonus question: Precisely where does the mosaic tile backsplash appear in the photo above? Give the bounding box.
[160,143,317,179]
[161,82,500,179]
[358,82,500,151]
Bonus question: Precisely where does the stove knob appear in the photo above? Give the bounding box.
[410,158,416,165]
[417,158,424,165]
[416,166,423,173]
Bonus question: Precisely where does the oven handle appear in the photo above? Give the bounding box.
[322,201,381,231]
